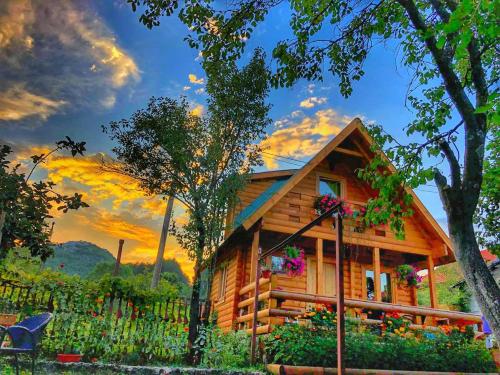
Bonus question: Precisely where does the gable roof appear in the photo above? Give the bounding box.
[234,118,453,258]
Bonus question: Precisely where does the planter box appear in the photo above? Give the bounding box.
[267,364,498,375]
[57,354,82,363]
[0,313,17,327]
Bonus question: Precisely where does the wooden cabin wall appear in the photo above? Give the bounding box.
[260,159,439,255]
[210,246,244,332]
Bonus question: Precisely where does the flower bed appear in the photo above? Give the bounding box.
[264,324,496,372]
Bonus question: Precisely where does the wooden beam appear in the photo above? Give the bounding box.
[349,261,355,298]
[427,256,438,308]
[268,290,482,322]
[250,226,260,282]
[239,278,270,296]
[335,215,345,375]
[334,147,364,158]
[316,238,324,295]
[237,291,271,308]
[373,247,382,302]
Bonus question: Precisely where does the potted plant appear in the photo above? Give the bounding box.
[0,298,18,327]
[57,345,83,363]
[282,245,305,277]
[396,264,422,287]
[261,261,272,279]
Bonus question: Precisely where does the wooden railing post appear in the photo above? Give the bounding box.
[373,247,382,302]
[250,246,262,365]
[316,238,324,295]
[335,214,345,375]
[113,239,125,276]
[427,256,438,308]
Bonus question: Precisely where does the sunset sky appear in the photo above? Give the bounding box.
[0,0,448,279]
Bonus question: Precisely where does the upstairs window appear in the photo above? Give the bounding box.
[319,178,341,198]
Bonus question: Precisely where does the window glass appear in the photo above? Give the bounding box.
[365,270,375,300]
[365,269,392,302]
[319,178,341,197]
[381,273,392,303]
[271,256,285,273]
[218,265,228,301]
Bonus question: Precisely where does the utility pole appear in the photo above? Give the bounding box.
[151,196,175,289]
[113,239,125,276]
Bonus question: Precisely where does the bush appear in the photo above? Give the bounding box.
[196,326,251,369]
[264,324,496,373]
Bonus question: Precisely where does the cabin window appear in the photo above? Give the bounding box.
[319,178,341,197]
[365,270,392,303]
[271,256,286,273]
[217,264,229,301]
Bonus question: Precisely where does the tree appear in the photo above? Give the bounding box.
[128,0,499,340]
[103,50,271,362]
[151,195,175,289]
[0,138,88,261]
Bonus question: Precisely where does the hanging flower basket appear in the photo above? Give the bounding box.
[396,264,422,287]
[282,245,305,277]
[313,194,367,219]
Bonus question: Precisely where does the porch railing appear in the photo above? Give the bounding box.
[237,275,483,334]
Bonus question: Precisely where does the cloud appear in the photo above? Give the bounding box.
[261,108,352,168]
[0,0,140,125]
[8,143,195,278]
[195,88,205,95]
[0,85,66,121]
[183,86,191,91]
[188,74,205,85]
[299,96,327,108]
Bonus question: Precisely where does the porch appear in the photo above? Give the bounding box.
[235,227,482,335]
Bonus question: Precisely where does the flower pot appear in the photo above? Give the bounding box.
[262,269,272,279]
[57,354,82,363]
[0,314,17,327]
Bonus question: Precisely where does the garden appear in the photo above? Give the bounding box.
[1,265,497,373]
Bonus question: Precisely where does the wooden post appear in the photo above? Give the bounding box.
[250,227,260,282]
[349,260,355,298]
[250,246,262,365]
[151,196,175,289]
[335,214,345,375]
[316,238,324,295]
[427,256,438,308]
[373,247,382,302]
[113,239,125,276]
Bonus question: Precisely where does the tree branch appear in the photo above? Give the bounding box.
[438,138,461,189]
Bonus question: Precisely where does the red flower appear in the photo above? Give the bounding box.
[91,357,98,363]
[59,263,64,269]
[101,331,107,337]
[184,327,189,332]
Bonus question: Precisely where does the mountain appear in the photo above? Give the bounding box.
[45,241,115,277]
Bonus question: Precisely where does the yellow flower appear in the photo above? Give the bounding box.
[387,321,393,325]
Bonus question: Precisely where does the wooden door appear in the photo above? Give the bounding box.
[307,258,336,296]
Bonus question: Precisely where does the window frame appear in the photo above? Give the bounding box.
[361,265,397,304]
[316,173,346,199]
[217,263,229,302]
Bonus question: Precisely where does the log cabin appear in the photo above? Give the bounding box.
[208,118,482,334]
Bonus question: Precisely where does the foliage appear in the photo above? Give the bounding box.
[395,264,423,287]
[195,325,251,369]
[474,122,500,256]
[0,139,88,261]
[381,312,410,335]
[417,263,472,312]
[264,324,496,372]
[282,246,305,277]
[103,50,271,358]
[300,305,338,330]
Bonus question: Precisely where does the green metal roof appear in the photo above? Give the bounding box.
[233,177,290,228]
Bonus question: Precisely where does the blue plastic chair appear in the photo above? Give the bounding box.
[0,312,53,375]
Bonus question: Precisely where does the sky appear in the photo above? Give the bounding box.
[0,0,448,279]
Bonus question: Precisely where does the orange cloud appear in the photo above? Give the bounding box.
[0,85,66,121]
[299,96,327,109]
[188,74,205,85]
[261,108,351,168]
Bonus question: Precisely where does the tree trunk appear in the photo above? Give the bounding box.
[448,216,500,342]
[0,210,5,247]
[151,196,175,289]
[187,260,202,364]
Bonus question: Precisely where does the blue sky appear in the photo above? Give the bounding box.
[0,0,446,276]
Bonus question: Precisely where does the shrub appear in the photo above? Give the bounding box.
[196,326,251,369]
[264,324,496,373]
